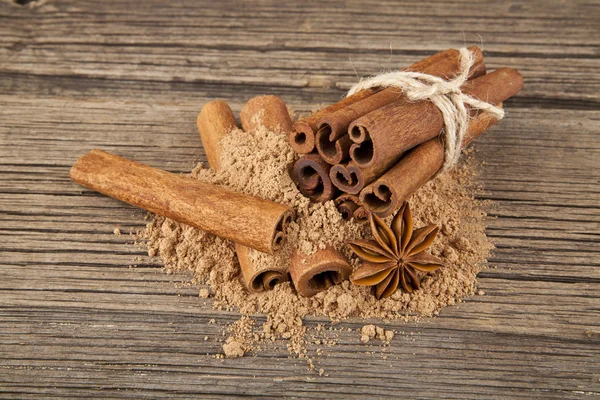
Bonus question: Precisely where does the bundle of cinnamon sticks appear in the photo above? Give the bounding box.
[289,47,523,219]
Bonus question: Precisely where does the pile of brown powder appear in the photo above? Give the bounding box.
[143,123,494,360]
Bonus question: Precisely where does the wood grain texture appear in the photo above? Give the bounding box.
[0,0,599,398]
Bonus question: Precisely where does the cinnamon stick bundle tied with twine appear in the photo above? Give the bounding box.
[197,96,293,292]
[290,45,488,205]
[289,46,485,156]
[288,47,522,222]
[341,53,523,217]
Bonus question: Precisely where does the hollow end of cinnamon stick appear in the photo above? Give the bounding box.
[236,243,290,293]
[330,163,365,195]
[272,210,295,250]
[290,247,352,297]
[315,123,352,165]
[290,121,316,154]
[240,95,293,134]
[349,139,374,167]
[292,153,337,202]
[359,182,395,218]
[334,193,369,224]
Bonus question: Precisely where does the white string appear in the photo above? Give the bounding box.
[346,48,504,171]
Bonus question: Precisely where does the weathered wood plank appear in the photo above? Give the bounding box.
[0,0,599,398]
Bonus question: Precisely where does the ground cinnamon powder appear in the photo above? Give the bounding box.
[143,123,494,361]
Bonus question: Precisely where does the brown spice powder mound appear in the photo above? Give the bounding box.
[143,124,494,359]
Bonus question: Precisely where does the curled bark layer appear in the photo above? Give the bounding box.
[236,243,289,293]
[334,193,369,224]
[290,247,353,297]
[292,153,338,202]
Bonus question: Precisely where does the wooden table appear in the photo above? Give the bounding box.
[1,0,598,398]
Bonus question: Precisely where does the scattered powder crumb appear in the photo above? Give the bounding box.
[142,120,494,362]
[477,290,485,296]
[360,325,394,344]
[222,340,245,358]
[113,228,121,235]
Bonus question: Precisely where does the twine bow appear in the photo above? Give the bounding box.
[346,48,504,171]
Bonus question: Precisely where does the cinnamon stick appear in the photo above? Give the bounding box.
[360,106,502,217]
[240,95,293,134]
[329,160,376,195]
[198,98,291,292]
[196,100,237,171]
[289,247,352,297]
[70,149,294,254]
[235,243,288,292]
[292,153,338,202]
[289,90,373,154]
[315,46,486,164]
[334,193,369,224]
[348,68,524,182]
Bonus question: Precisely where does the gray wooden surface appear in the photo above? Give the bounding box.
[1,0,599,398]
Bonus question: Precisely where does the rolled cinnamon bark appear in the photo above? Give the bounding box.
[334,193,369,224]
[330,161,378,195]
[71,149,294,254]
[240,95,293,134]
[290,247,353,297]
[349,68,524,181]
[360,106,502,217]
[196,100,237,171]
[292,153,338,202]
[289,90,373,155]
[235,243,288,292]
[198,97,291,291]
[315,46,486,164]
[290,46,485,155]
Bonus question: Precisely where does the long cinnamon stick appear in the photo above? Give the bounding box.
[70,149,294,254]
[292,153,338,202]
[360,106,502,218]
[315,46,486,164]
[289,247,352,297]
[199,98,291,292]
[334,193,369,224]
[240,95,293,134]
[197,100,237,171]
[348,68,524,182]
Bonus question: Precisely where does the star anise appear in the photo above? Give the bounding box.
[348,202,445,299]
